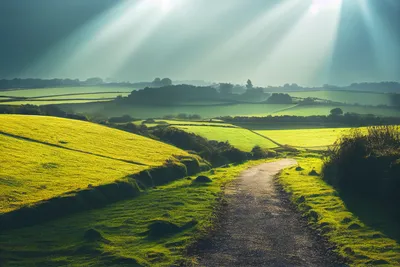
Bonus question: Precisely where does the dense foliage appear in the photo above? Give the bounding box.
[323,126,400,221]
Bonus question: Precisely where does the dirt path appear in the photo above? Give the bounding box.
[194,159,342,267]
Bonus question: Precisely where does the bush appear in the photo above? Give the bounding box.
[251,145,277,159]
[323,126,400,220]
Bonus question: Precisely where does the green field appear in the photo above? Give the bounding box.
[66,102,295,119]
[0,115,191,213]
[175,125,277,151]
[287,90,393,106]
[0,87,132,105]
[273,104,400,117]
[0,86,132,98]
[279,158,400,266]
[255,127,357,148]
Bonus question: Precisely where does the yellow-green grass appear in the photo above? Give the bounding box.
[0,87,133,98]
[0,160,271,267]
[3,99,113,105]
[175,125,277,152]
[256,127,356,148]
[273,105,400,117]
[287,90,393,106]
[0,115,189,166]
[0,134,147,213]
[38,93,130,100]
[279,157,400,266]
[133,119,238,128]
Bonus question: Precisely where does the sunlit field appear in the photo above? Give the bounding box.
[175,125,277,151]
[0,134,147,213]
[256,127,357,148]
[0,115,188,166]
[0,115,195,212]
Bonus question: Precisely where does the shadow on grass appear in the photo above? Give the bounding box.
[340,192,400,243]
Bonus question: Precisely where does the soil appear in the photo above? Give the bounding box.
[193,159,345,267]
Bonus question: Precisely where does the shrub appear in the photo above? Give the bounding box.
[323,126,400,220]
[251,145,277,159]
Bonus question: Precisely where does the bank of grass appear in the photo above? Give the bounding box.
[175,125,277,152]
[0,160,270,267]
[278,157,400,266]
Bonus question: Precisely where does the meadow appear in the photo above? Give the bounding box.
[0,160,271,267]
[287,90,393,106]
[273,104,400,117]
[174,125,277,152]
[0,115,193,213]
[279,157,400,266]
[0,87,132,105]
[255,127,358,148]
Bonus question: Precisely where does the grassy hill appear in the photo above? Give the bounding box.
[0,115,192,213]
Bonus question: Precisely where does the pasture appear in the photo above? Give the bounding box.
[0,86,132,105]
[287,90,393,106]
[0,115,192,212]
[174,125,277,151]
[66,102,296,119]
[255,127,357,148]
[273,104,400,117]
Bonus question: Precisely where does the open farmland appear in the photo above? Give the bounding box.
[0,115,193,213]
[0,87,132,105]
[287,90,393,106]
[175,125,277,151]
[272,104,400,117]
[256,127,366,148]
[64,102,295,119]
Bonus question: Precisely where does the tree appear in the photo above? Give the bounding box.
[246,79,253,90]
[161,78,172,86]
[330,108,344,116]
[219,83,233,95]
[152,77,161,86]
[84,77,103,85]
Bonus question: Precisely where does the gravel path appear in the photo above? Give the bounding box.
[195,159,342,267]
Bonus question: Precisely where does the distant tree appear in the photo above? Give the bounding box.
[161,78,172,86]
[84,77,103,85]
[267,93,292,104]
[246,79,253,90]
[152,77,161,86]
[330,108,344,116]
[219,83,233,95]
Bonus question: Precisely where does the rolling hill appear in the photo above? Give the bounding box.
[0,115,194,213]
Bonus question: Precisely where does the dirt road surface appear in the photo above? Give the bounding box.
[195,159,343,267]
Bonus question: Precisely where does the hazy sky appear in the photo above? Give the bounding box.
[0,0,399,86]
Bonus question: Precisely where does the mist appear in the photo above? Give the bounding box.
[0,0,399,86]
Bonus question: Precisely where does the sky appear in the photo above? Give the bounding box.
[0,0,399,86]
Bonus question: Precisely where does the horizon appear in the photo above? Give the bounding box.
[1,0,399,87]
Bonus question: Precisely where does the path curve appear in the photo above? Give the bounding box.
[195,159,341,267]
